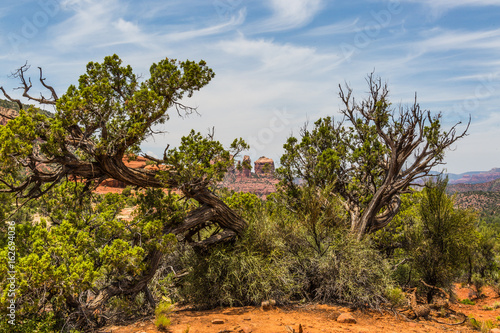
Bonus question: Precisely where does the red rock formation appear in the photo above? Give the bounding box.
[0,107,18,125]
[100,179,127,188]
[241,155,252,177]
[450,168,500,185]
[254,156,275,175]
[220,156,278,199]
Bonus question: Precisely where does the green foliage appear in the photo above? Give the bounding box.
[178,216,299,307]
[159,130,247,191]
[297,231,393,307]
[223,191,263,220]
[56,55,214,156]
[0,182,179,330]
[468,316,495,332]
[277,76,467,238]
[178,192,393,309]
[460,298,476,305]
[154,301,173,331]
[385,287,406,308]
[388,178,478,296]
[414,179,477,287]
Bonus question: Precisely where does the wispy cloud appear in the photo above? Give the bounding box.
[304,18,361,36]
[412,28,500,55]
[399,0,500,18]
[50,0,123,50]
[402,0,500,8]
[256,0,323,32]
[161,9,246,42]
[217,34,340,74]
[1,0,500,173]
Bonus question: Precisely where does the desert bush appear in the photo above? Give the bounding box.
[178,211,298,307]
[178,188,393,309]
[387,178,478,301]
[154,301,174,331]
[385,287,406,308]
[293,230,393,308]
[0,182,179,331]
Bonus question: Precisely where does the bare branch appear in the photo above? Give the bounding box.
[0,86,23,111]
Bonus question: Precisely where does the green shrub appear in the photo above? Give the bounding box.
[178,196,393,309]
[179,237,298,307]
[0,183,179,331]
[385,287,406,308]
[468,316,495,332]
[155,301,174,331]
[460,298,476,305]
[295,231,393,308]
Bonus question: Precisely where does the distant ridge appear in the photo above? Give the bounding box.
[447,178,500,194]
[447,168,500,185]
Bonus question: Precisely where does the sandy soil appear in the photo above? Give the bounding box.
[99,285,500,333]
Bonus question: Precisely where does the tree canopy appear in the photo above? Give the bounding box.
[277,74,469,239]
[0,54,248,247]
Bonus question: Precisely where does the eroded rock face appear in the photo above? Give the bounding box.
[220,156,278,199]
[254,156,275,175]
[241,155,252,177]
[0,107,18,126]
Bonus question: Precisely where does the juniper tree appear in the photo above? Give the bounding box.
[0,55,248,327]
[278,74,469,239]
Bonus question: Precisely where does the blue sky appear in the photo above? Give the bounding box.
[1,0,499,174]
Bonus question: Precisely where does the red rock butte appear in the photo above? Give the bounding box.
[254,156,275,175]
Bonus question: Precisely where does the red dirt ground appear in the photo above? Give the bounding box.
[100,285,500,333]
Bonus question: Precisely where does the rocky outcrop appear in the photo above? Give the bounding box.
[0,107,18,125]
[254,156,275,175]
[220,156,278,198]
[241,155,251,177]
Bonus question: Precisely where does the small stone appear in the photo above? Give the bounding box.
[490,329,500,333]
[243,317,251,321]
[261,300,271,310]
[336,312,357,324]
[212,319,225,324]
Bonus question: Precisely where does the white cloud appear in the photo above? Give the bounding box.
[50,0,122,50]
[217,34,340,74]
[304,18,361,36]
[161,9,246,42]
[400,0,500,18]
[257,0,323,32]
[413,28,500,54]
[402,0,500,7]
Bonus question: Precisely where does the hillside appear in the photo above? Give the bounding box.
[448,168,500,184]
[447,178,500,225]
[448,178,500,193]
